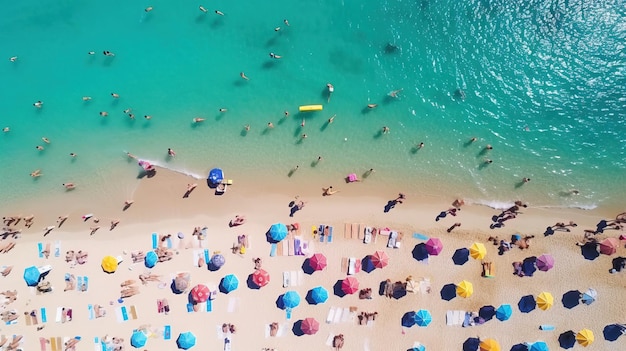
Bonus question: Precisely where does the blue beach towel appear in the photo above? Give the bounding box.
[54,241,61,257]
[540,325,555,331]
[41,308,47,323]
[121,306,129,321]
[186,303,194,313]
[206,299,212,312]
[164,325,171,340]
[83,276,89,291]
[327,226,333,243]
[88,304,94,320]
[166,237,173,249]
[204,249,210,264]
[270,244,277,257]
[413,233,429,240]
[319,225,325,243]
[37,242,44,258]
[77,276,83,290]
[152,233,158,249]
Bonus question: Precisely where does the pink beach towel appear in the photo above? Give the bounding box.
[347,173,358,182]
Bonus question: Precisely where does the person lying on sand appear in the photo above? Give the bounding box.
[94,304,106,318]
[0,241,16,253]
[76,251,88,264]
[64,337,80,351]
[41,243,51,259]
[64,274,76,292]
[131,251,145,263]
[229,215,246,227]
[1,265,13,277]
[139,273,162,285]
[156,247,173,262]
[322,186,339,196]
[121,279,137,287]
[120,286,140,298]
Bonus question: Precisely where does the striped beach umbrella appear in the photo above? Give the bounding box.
[469,243,486,260]
[576,329,594,347]
[456,280,473,298]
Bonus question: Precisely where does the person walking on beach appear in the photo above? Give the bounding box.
[447,222,461,233]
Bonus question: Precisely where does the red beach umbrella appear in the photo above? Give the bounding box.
[309,253,327,271]
[425,237,444,256]
[371,250,389,269]
[252,269,270,287]
[190,284,210,303]
[341,277,359,295]
[599,238,619,255]
[300,317,320,335]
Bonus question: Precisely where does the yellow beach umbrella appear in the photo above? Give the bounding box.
[536,292,554,310]
[576,329,594,347]
[480,338,501,351]
[456,280,474,298]
[469,242,487,259]
[101,255,118,273]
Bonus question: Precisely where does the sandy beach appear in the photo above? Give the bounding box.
[1,167,625,351]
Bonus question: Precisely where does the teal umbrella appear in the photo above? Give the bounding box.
[414,309,432,327]
[23,266,41,286]
[282,290,301,308]
[130,330,148,348]
[269,223,288,242]
[529,341,549,351]
[220,274,239,293]
[306,286,328,304]
[496,304,513,321]
[176,332,196,349]
[144,251,158,268]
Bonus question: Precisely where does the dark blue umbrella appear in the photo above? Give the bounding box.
[306,286,328,305]
[558,330,576,349]
[144,251,158,268]
[581,242,599,260]
[561,290,581,309]
[207,168,224,185]
[440,283,457,301]
[463,337,480,351]
[522,256,537,276]
[268,223,288,242]
[402,311,416,328]
[362,256,376,273]
[211,254,225,269]
[23,266,41,286]
[130,330,148,348]
[478,305,496,321]
[412,243,429,261]
[452,248,470,265]
[496,304,513,321]
[176,332,196,349]
[510,344,528,351]
[529,341,548,351]
[518,295,536,313]
[603,324,626,341]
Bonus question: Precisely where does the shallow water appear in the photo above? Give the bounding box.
[1,0,625,210]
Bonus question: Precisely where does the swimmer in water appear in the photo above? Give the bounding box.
[244,124,250,132]
[111,93,120,98]
[33,101,43,108]
[99,111,108,117]
[388,89,403,98]
[199,6,208,13]
[267,122,274,128]
[240,72,249,80]
[103,51,115,57]
[284,19,290,26]
[36,145,44,151]
[215,10,224,16]
[469,137,477,143]
[327,83,334,102]
[269,52,282,59]
[144,115,152,120]
[328,114,336,123]
[3,127,9,133]
[193,117,205,123]
[145,6,153,12]
[219,108,227,112]
[63,183,76,190]
[123,108,132,114]
[70,153,77,157]
[275,27,281,32]
[82,96,92,101]
[382,126,390,134]
[367,104,377,109]
[301,119,305,127]
[167,148,176,157]
[284,111,289,118]
[88,51,95,55]
[30,169,42,177]
[9,56,17,62]
[42,137,50,144]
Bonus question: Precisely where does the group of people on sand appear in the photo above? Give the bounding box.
[357,311,378,325]
[65,250,88,266]
[64,274,86,292]
[100,335,125,351]
[1,290,17,306]
[3,215,34,228]
[120,280,141,299]
[490,201,528,229]
[0,335,23,351]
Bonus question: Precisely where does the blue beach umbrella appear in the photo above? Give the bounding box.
[452,248,470,265]
[402,311,416,328]
[269,223,288,242]
[220,274,239,293]
[409,343,426,351]
[282,290,301,309]
[211,254,225,269]
[561,290,581,309]
[522,256,537,276]
[580,242,599,260]
[130,330,148,348]
[144,251,158,268]
[495,304,513,321]
[23,266,41,286]
[414,309,432,327]
[479,305,496,321]
[518,295,536,313]
[440,283,457,301]
[558,330,576,349]
[603,324,626,342]
[581,288,597,305]
[176,332,196,349]
[510,344,528,351]
[412,243,429,261]
[529,341,548,351]
[306,286,328,305]
[463,337,480,351]
[207,168,224,185]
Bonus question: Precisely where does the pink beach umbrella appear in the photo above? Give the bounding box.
[252,269,270,288]
[300,317,320,335]
[371,250,389,269]
[536,254,555,272]
[190,284,210,303]
[341,277,359,295]
[599,238,619,255]
[425,238,444,256]
[309,253,327,271]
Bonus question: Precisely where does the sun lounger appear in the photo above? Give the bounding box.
[387,231,398,248]
[186,304,194,313]
[326,307,336,324]
[215,325,225,340]
[41,307,47,323]
[83,276,89,291]
[54,241,61,258]
[94,337,100,351]
[357,224,365,240]
[419,278,431,294]
[77,276,82,291]
[287,239,294,256]
[364,227,372,244]
[282,271,290,288]
[40,336,47,351]
[55,307,63,323]
[319,225,325,242]
[351,223,359,240]
[51,337,57,351]
[326,333,335,347]
[290,271,298,286]
[207,299,212,312]
[326,226,333,243]
[115,306,129,322]
[341,308,350,322]
[26,312,32,326]
[344,223,351,239]
[333,307,342,323]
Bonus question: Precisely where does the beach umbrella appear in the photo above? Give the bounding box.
[425,238,443,256]
[575,329,594,347]
[581,288,597,305]
[173,274,190,293]
[101,255,118,273]
[603,324,626,341]
[282,290,301,308]
[307,286,328,305]
[561,290,581,309]
[410,342,426,351]
[23,266,42,286]
[440,283,457,301]
[269,223,288,242]
[480,338,500,351]
[599,238,619,255]
[495,304,512,321]
[176,332,196,349]
[402,311,417,328]
[414,309,432,327]
[252,269,270,288]
[522,256,537,276]
[536,292,553,311]
[558,330,576,349]
[220,274,239,293]
[371,250,389,268]
[510,344,528,351]
[144,251,158,268]
[463,337,480,351]
[362,256,376,273]
[309,253,327,271]
[341,277,359,295]
[456,280,473,298]
[300,317,319,335]
[211,254,225,269]
[470,242,486,260]
[479,305,496,321]
[452,248,470,265]
[518,295,536,313]
[412,243,429,261]
[190,284,210,303]
[130,330,148,348]
[535,254,554,272]
[529,341,548,351]
[207,168,224,185]
[580,242,599,260]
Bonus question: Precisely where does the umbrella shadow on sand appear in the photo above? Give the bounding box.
[246,274,261,290]
[333,280,347,298]
[275,295,288,310]
[361,256,376,273]
[301,259,315,275]
[292,320,305,336]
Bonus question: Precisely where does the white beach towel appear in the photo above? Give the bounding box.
[290,271,298,287]
[297,271,304,286]
[55,307,63,323]
[54,241,61,258]
[227,297,239,313]
[326,333,335,347]
[333,307,342,324]
[192,250,203,266]
[341,308,350,323]
[216,325,225,340]
[326,307,336,324]
[364,338,371,351]
[419,278,431,294]
[282,272,290,288]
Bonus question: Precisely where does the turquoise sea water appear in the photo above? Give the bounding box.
[1,0,625,210]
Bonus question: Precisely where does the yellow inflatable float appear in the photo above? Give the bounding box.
[299,105,323,112]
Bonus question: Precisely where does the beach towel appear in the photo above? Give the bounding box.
[227,297,239,313]
[26,312,32,325]
[294,237,303,255]
[326,307,336,324]
[50,338,57,351]
[192,250,204,266]
[216,325,225,340]
[55,307,63,323]
[40,336,47,351]
[94,337,100,351]
[152,233,158,249]
[364,338,371,351]
[186,303,194,313]
[270,243,277,257]
[282,272,290,288]
[88,305,94,320]
[287,239,294,256]
[341,308,350,323]
[204,249,210,264]
[286,307,292,320]
[41,307,47,323]
[327,226,333,243]
[540,325,555,331]
[77,276,83,291]
[206,299,212,312]
[38,242,44,258]
[319,225,326,242]
[290,271,298,286]
[413,233,429,240]
[325,333,335,346]
[54,241,61,258]
[83,276,89,291]
[164,325,171,340]
[344,223,351,239]
[115,306,129,322]
[130,305,137,319]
